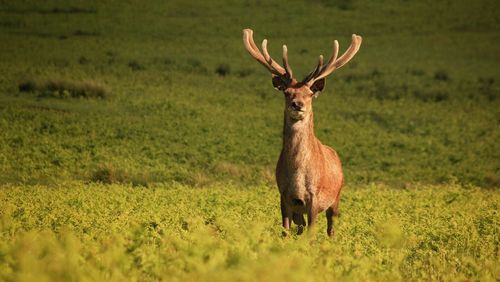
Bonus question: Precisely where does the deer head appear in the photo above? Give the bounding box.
[242,29,362,121]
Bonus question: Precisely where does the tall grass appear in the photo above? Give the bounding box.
[0,183,498,281]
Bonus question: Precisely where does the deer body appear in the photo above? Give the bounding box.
[275,85,343,236]
[277,107,343,228]
[242,29,361,236]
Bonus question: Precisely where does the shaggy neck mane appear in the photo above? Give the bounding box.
[282,112,317,157]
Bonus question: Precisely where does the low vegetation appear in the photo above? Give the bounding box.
[0,0,498,280]
[0,183,498,281]
[18,78,107,99]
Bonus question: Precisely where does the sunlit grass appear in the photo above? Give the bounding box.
[0,0,499,280]
[0,183,498,281]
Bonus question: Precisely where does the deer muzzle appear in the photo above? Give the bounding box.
[288,107,306,120]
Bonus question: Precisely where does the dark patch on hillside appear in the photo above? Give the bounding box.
[0,7,97,15]
[19,78,108,99]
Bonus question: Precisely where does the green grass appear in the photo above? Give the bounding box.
[0,0,498,187]
[0,183,498,281]
[0,0,499,280]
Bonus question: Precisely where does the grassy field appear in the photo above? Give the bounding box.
[0,183,498,281]
[0,0,499,280]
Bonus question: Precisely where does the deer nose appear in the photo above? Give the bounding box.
[291,101,304,111]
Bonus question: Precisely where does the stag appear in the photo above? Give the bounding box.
[242,29,362,236]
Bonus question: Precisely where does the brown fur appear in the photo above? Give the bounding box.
[275,84,343,236]
[242,28,361,236]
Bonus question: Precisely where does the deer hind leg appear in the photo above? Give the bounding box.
[280,196,293,236]
[332,195,341,216]
[326,207,335,237]
[293,213,306,235]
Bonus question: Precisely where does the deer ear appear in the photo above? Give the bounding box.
[310,78,325,95]
[272,75,287,91]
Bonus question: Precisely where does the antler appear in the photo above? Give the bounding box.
[243,29,293,81]
[303,34,362,86]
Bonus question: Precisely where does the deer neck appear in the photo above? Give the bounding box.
[282,111,317,158]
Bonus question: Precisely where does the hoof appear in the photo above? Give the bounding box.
[297,225,305,235]
[327,229,334,237]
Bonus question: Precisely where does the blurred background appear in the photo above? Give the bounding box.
[0,0,498,188]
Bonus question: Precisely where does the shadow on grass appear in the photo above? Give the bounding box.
[19,78,108,99]
[0,7,96,14]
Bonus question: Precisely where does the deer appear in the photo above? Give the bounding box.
[242,29,362,237]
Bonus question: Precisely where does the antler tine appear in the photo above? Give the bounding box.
[243,29,287,77]
[282,45,293,79]
[262,39,286,76]
[261,39,287,75]
[304,34,362,86]
[315,55,324,76]
[242,29,261,59]
[261,39,271,62]
[243,29,280,76]
[306,40,339,85]
[303,55,324,83]
[325,40,340,71]
[333,34,362,69]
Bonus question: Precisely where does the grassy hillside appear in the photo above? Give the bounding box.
[0,0,499,280]
[0,0,498,187]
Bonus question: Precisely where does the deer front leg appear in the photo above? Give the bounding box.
[326,206,334,237]
[307,207,318,231]
[280,196,293,236]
